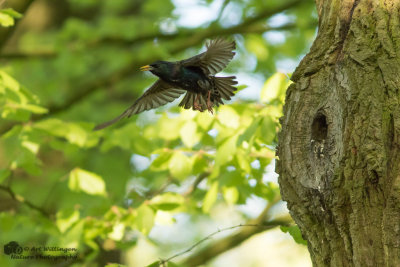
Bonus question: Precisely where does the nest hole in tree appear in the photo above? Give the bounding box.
[311,113,328,141]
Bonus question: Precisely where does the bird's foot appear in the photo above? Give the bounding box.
[193,102,203,111]
[193,94,204,112]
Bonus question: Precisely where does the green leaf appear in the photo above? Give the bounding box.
[203,181,218,213]
[218,106,240,129]
[260,116,277,144]
[1,9,22,19]
[180,121,201,148]
[68,168,107,196]
[168,151,192,180]
[235,150,251,173]
[196,112,213,130]
[135,204,155,235]
[19,104,48,114]
[157,115,182,140]
[0,70,20,91]
[260,72,289,103]
[246,35,269,60]
[60,220,84,249]
[56,208,80,233]
[145,261,160,267]
[0,169,11,183]
[280,225,307,245]
[237,117,263,146]
[149,192,184,211]
[215,134,238,167]
[108,223,125,241]
[0,12,14,27]
[167,262,184,267]
[34,119,92,147]
[151,151,173,171]
[106,264,128,267]
[222,186,239,205]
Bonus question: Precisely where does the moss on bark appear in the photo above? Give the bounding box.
[277,1,400,266]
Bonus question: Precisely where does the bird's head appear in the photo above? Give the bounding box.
[140,61,172,77]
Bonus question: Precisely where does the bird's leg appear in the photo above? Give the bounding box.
[206,91,214,114]
[193,94,203,111]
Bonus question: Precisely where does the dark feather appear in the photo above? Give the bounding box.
[95,38,237,130]
[179,38,236,75]
[94,80,185,130]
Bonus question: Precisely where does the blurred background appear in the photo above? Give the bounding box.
[0,0,317,266]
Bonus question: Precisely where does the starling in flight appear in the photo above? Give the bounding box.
[94,38,237,130]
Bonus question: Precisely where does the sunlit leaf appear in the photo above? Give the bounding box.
[109,223,125,241]
[34,119,93,147]
[0,12,15,27]
[151,151,173,171]
[196,112,214,130]
[168,151,192,180]
[149,192,184,211]
[237,117,263,146]
[21,140,39,154]
[180,120,201,148]
[0,9,22,19]
[135,204,154,235]
[157,115,182,140]
[246,35,269,60]
[280,225,307,245]
[261,72,290,103]
[223,186,239,205]
[60,220,84,249]
[235,150,251,173]
[145,262,160,267]
[203,181,219,213]
[56,208,80,233]
[215,134,238,167]
[218,106,240,129]
[0,70,20,91]
[154,210,175,225]
[68,168,107,196]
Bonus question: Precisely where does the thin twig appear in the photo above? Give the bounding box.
[183,172,210,197]
[0,184,51,218]
[0,0,309,135]
[213,0,230,25]
[156,195,289,266]
[160,223,277,265]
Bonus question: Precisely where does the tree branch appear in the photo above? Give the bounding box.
[0,184,51,218]
[160,221,289,266]
[0,0,36,51]
[154,195,289,267]
[183,172,210,197]
[0,0,308,135]
[0,50,56,59]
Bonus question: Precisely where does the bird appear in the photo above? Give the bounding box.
[94,38,237,130]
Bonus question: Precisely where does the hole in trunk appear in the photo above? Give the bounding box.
[311,113,328,141]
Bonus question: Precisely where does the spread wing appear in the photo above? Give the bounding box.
[94,80,185,130]
[179,38,235,75]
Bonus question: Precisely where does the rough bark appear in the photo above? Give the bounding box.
[277,0,400,266]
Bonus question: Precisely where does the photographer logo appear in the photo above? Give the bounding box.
[4,241,23,255]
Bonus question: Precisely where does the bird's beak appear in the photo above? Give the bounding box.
[140,65,152,71]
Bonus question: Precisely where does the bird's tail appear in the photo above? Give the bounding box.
[178,76,237,111]
[211,76,237,104]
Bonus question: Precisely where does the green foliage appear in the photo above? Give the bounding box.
[0,0,317,266]
[0,8,22,27]
[280,225,308,245]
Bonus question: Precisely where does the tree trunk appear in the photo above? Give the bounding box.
[277,0,400,266]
